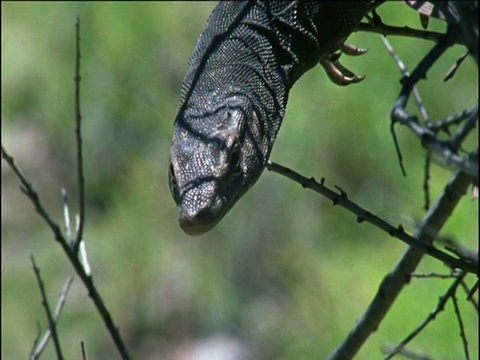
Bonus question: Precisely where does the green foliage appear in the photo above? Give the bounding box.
[2,2,477,359]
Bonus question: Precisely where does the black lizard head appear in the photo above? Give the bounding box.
[169,92,270,235]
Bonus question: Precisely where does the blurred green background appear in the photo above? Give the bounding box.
[2,2,477,359]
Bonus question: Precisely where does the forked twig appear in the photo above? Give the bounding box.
[384,272,466,359]
[30,277,73,360]
[319,148,476,359]
[1,18,131,360]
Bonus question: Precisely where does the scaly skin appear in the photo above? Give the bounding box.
[169,1,376,235]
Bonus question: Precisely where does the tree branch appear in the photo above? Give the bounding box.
[266,161,477,274]
[73,17,85,254]
[384,272,466,359]
[0,18,131,359]
[326,152,476,359]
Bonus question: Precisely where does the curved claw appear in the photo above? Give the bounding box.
[340,42,368,56]
[320,58,365,86]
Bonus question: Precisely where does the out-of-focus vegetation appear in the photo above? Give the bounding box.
[2,2,477,359]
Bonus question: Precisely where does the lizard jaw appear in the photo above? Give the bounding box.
[178,185,227,236]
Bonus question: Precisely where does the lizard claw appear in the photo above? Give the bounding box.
[340,42,368,56]
[319,42,367,86]
[320,58,365,86]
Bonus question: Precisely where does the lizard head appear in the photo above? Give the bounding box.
[169,92,269,235]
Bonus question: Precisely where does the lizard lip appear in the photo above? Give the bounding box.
[179,211,221,236]
[178,196,226,236]
[179,218,216,236]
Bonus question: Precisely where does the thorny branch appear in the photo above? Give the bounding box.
[389,22,478,179]
[358,18,446,44]
[266,160,478,274]
[324,160,476,359]
[313,5,477,358]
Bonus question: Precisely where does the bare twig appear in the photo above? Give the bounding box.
[423,154,431,211]
[2,145,131,359]
[324,153,476,359]
[451,290,470,360]
[382,345,436,360]
[73,17,85,254]
[437,236,479,266]
[380,35,430,125]
[358,20,446,43]
[31,256,64,360]
[30,277,73,360]
[460,281,479,313]
[411,272,458,279]
[428,107,477,133]
[29,321,42,360]
[0,18,131,359]
[266,161,477,274]
[384,272,466,359]
[390,24,478,179]
[449,106,479,153]
[380,34,431,179]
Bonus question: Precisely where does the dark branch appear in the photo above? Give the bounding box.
[384,273,466,359]
[31,256,64,360]
[266,161,477,274]
[30,277,73,359]
[323,151,476,359]
[73,17,86,254]
[451,289,470,360]
[390,24,478,179]
[428,107,477,133]
[357,21,446,43]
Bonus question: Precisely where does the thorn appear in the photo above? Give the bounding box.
[444,52,468,82]
[334,185,348,199]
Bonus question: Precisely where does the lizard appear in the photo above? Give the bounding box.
[168,1,382,235]
[167,0,473,235]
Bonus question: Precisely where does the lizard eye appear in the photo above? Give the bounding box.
[228,144,242,177]
[168,163,180,204]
